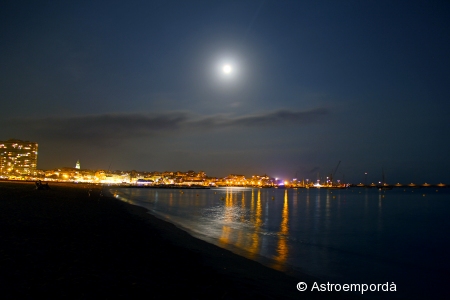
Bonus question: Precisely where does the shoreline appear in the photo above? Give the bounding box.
[115,190,302,277]
[2,179,448,190]
[0,181,360,299]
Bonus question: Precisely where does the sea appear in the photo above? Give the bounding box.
[112,186,450,299]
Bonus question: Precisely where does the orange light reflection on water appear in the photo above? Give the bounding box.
[217,188,265,259]
[217,188,291,268]
[271,189,289,270]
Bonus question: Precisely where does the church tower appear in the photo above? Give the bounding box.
[75,160,80,169]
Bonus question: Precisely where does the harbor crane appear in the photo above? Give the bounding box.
[329,161,341,186]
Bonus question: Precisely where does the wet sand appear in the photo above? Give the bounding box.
[0,181,360,299]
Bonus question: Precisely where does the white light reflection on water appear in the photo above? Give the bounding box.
[113,187,450,299]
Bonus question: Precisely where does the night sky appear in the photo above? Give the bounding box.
[1,1,449,184]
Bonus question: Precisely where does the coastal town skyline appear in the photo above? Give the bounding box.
[1,1,449,184]
[1,138,447,186]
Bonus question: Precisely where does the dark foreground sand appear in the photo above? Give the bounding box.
[0,181,360,299]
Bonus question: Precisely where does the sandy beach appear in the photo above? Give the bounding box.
[0,181,360,299]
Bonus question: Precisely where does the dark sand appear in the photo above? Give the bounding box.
[0,181,360,299]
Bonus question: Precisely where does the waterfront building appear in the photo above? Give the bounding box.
[0,139,38,178]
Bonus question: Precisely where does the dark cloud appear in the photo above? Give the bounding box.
[1,108,329,144]
[201,108,329,128]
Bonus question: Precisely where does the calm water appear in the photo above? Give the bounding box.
[113,187,450,299]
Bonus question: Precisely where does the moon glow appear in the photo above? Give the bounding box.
[222,64,232,74]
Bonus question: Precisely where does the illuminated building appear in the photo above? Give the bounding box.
[75,160,80,169]
[0,139,38,178]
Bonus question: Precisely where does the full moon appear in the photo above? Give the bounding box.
[222,64,232,74]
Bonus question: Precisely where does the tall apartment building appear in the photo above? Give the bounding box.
[0,139,38,177]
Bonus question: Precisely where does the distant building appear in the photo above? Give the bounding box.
[0,139,38,178]
[75,160,80,169]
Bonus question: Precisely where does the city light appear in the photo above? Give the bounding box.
[1,139,446,188]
